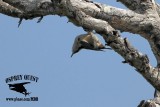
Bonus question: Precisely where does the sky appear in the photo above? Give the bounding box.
[0,0,157,107]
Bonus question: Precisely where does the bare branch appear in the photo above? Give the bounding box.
[156,3,160,17]
[0,0,23,17]
[117,0,157,13]
[66,0,146,34]
[1,0,61,19]
[116,0,140,11]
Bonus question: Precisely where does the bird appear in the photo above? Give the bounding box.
[8,82,31,96]
[71,32,111,57]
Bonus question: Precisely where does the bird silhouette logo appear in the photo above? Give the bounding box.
[8,82,31,96]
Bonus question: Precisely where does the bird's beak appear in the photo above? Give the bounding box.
[71,53,74,57]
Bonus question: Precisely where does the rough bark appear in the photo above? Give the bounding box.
[0,0,160,106]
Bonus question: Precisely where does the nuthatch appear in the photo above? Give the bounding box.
[71,32,111,57]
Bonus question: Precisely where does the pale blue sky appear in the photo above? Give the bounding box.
[0,0,157,107]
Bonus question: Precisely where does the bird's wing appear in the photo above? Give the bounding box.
[82,34,92,42]
[90,33,101,44]
[80,40,93,49]
[90,33,108,49]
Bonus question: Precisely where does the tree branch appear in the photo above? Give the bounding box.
[156,3,160,17]
[116,0,140,11]
[0,0,23,17]
[66,0,160,67]
[1,0,62,19]
[66,0,147,34]
[117,0,156,14]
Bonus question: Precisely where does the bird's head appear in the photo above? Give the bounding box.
[71,37,83,57]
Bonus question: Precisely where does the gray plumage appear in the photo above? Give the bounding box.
[71,32,111,57]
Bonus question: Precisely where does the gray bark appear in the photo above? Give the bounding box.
[0,0,160,106]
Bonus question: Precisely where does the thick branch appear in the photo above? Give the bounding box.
[117,0,140,11]
[0,0,146,34]
[67,0,146,34]
[1,0,62,19]
[117,0,156,14]
[0,0,23,17]
[156,3,160,17]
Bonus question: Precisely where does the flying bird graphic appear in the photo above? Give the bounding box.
[8,82,31,96]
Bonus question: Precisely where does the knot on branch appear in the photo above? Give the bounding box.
[104,30,120,44]
[141,54,150,64]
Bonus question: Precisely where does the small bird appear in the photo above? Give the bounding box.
[71,32,111,57]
